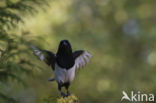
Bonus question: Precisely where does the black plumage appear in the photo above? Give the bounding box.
[56,40,75,69]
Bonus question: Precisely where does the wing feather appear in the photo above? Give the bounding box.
[73,50,92,69]
[30,45,56,70]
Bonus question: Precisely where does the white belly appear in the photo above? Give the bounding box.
[54,63,76,83]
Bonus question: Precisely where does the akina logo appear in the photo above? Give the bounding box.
[121,91,154,102]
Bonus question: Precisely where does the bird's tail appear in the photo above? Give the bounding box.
[48,78,55,82]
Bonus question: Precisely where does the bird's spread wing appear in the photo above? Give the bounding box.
[73,50,92,69]
[30,45,56,70]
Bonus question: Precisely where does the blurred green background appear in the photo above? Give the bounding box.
[0,0,156,103]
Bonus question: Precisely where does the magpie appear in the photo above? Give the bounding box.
[30,40,92,97]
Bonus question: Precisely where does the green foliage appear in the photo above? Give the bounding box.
[43,95,79,103]
[0,0,49,102]
[57,95,79,103]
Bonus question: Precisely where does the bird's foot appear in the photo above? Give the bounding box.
[66,91,71,97]
[61,92,66,97]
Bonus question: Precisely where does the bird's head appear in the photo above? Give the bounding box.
[57,40,72,56]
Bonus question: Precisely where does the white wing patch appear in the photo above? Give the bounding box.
[30,45,45,61]
[74,51,92,69]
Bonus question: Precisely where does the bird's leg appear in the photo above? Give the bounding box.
[65,82,70,97]
[58,82,66,97]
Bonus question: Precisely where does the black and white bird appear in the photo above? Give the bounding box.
[30,40,92,97]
